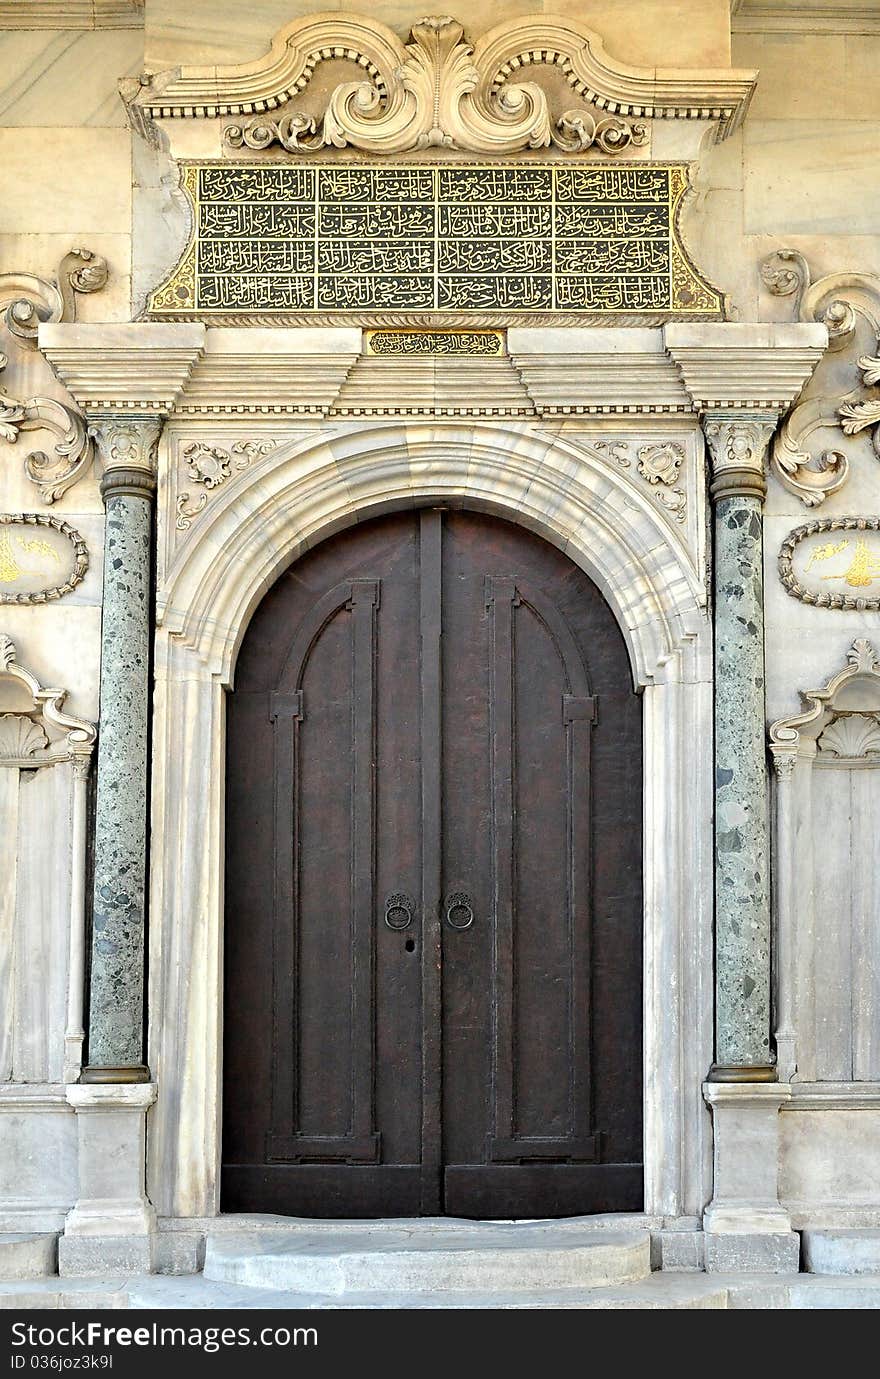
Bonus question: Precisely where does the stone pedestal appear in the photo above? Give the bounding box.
[703,1082,799,1272]
[59,1084,157,1277]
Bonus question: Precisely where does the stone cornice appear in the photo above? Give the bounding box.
[0,1,143,28]
[664,323,828,414]
[126,11,756,146]
[732,1,880,35]
[39,324,206,417]
[509,328,691,415]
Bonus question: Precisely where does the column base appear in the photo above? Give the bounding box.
[80,1064,151,1084]
[702,1081,796,1273]
[707,1064,778,1083]
[60,1083,157,1278]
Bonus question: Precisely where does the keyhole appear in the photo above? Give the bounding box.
[405,938,415,953]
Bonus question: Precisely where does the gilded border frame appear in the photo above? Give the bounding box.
[145,158,727,327]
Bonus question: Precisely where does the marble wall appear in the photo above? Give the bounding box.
[2,0,880,1234]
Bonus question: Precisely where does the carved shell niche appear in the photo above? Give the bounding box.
[0,713,49,761]
[817,713,880,761]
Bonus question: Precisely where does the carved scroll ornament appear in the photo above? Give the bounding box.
[124,12,756,150]
[224,18,649,157]
[0,248,107,502]
[0,248,108,346]
[760,250,880,506]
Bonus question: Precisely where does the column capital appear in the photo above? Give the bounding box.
[88,414,163,502]
[703,412,777,503]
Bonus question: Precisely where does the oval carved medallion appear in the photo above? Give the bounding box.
[0,513,89,604]
[779,517,880,611]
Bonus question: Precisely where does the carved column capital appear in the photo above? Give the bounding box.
[88,415,162,503]
[703,413,777,504]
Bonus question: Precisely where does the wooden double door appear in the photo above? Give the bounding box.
[223,509,643,1218]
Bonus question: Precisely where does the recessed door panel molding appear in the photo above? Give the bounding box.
[223,508,642,1217]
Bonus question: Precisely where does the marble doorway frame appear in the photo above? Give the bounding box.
[145,419,714,1225]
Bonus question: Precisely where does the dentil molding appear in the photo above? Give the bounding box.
[121,11,757,151]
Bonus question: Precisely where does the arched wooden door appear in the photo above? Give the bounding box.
[223,509,643,1218]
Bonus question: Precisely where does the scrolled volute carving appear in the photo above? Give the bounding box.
[0,248,108,346]
[759,250,880,504]
[223,16,650,156]
[0,355,94,505]
[0,249,107,502]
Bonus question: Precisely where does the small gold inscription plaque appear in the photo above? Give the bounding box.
[365,330,505,356]
[149,162,723,321]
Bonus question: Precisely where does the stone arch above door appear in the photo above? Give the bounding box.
[147,415,714,1225]
[156,420,709,690]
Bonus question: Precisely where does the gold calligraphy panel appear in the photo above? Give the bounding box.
[149,162,723,320]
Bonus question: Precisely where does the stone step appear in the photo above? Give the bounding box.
[0,1234,57,1280]
[203,1222,651,1295]
[803,1229,880,1276]
[127,1273,728,1310]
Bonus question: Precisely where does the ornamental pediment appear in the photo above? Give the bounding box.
[123,12,757,158]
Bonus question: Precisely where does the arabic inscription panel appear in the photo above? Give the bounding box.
[148,161,723,324]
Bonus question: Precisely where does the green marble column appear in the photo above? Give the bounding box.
[81,416,161,1083]
[704,414,777,1080]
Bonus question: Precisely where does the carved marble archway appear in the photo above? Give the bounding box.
[146,419,714,1224]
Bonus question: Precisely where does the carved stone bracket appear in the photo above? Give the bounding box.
[760,250,880,505]
[123,12,756,150]
[0,360,94,504]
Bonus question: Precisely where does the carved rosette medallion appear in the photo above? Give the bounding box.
[175,438,278,531]
[779,517,880,611]
[0,513,89,605]
[590,438,688,523]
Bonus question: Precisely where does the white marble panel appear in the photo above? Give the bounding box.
[811,768,855,1080]
[0,1093,77,1218]
[744,120,880,236]
[782,1109,880,1209]
[12,763,72,1084]
[0,771,19,1082]
[851,770,880,1079]
[144,0,731,69]
[0,607,101,721]
[733,33,848,120]
[0,30,142,127]
[0,129,131,234]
